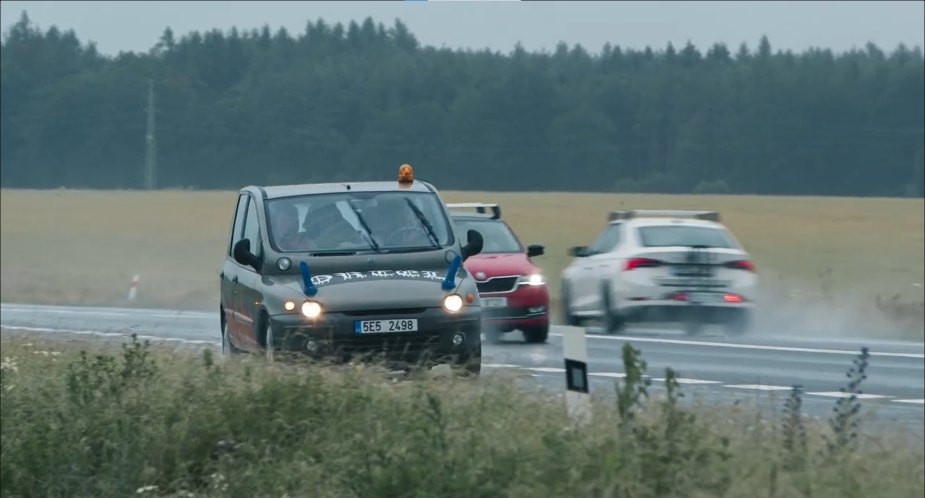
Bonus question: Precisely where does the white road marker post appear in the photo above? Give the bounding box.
[563,325,591,426]
[127,275,140,302]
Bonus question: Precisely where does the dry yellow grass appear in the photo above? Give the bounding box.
[1,188,922,336]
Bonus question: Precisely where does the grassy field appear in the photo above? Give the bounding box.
[1,189,922,337]
[2,333,922,497]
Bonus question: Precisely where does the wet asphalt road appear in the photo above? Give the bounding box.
[2,302,922,437]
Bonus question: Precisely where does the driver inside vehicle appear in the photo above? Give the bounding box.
[366,197,431,247]
[302,203,365,250]
[268,203,306,251]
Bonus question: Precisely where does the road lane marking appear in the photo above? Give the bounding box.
[552,332,925,359]
[588,373,722,385]
[725,384,793,391]
[496,369,722,387]
[4,318,918,405]
[1,302,209,314]
[0,304,213,320]
[1,308,211,321]
[494,366,720,388]
[580,326,925,349]
[805,392,893,399]
[656,378,723,384]
[5,304,921,355]
[1,325,216,346]
[2,326,124,337]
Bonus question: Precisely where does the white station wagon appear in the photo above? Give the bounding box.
[560,210,758,335]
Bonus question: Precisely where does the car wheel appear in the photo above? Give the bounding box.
[453,349,481,377]
[683,308,705,336]
[465,356,481,376]
[601,282,625,334]
[221,318,241,357]
[261,317,276,363]
[724,309,750,336]
[484,326,503,344]
[560,281,581,327]
[523,325,549,344]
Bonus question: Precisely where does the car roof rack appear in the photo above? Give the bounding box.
[608,210,720,222]
[446,203,501,220]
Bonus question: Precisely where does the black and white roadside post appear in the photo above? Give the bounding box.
[127,274,140,302]
[563,325,591,425]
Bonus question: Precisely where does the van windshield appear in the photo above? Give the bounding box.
[265,191,454,254]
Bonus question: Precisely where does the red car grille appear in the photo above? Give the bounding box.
[476,277,518,293]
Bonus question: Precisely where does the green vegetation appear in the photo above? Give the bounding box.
[1,13,922,196]
[1,334,922,497]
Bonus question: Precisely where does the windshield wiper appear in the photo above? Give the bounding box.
[347,201,382,253]
[403,198,440,248]
[383,246,437,254]
[308,250,359,257]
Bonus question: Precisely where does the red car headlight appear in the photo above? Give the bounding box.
[517,274,545,286]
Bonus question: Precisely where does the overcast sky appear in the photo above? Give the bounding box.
[1,1,923,56]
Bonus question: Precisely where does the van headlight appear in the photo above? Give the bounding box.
[443,294,463,313]
[301,301,323,319]
[518,274,545,286]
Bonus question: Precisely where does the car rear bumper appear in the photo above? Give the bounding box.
[616,279,756,304]
[619,300,753,323]
[267,306,482,363]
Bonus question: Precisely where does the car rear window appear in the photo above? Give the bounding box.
[636,225,737,248]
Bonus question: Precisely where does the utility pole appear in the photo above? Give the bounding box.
[144,79,157,190]
[916,146,924,198]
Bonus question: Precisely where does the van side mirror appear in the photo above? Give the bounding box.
[461,229,483,261]
[569,245,590,258]
[526,244,545,258]
[233,238,261,270]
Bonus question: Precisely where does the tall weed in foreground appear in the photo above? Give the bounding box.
[604,344,732,498]
[1,336,922,498]
[826,347,869,455]
[780,385,808,471]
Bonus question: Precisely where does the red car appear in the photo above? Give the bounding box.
[448,203,550,343]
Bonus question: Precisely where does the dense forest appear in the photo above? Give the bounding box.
[1,12,923,196]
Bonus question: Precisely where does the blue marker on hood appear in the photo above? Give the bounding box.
[442,254,462,290]
[300,261,318,297]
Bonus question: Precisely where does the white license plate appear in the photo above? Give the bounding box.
[688,292,720,303]
[672,265,714,277]
[354,319,418,334]
[482,297,508,308]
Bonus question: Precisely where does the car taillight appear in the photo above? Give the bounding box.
[726,260,756,272]
[723,293,743,303]
[624,258,662,271]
